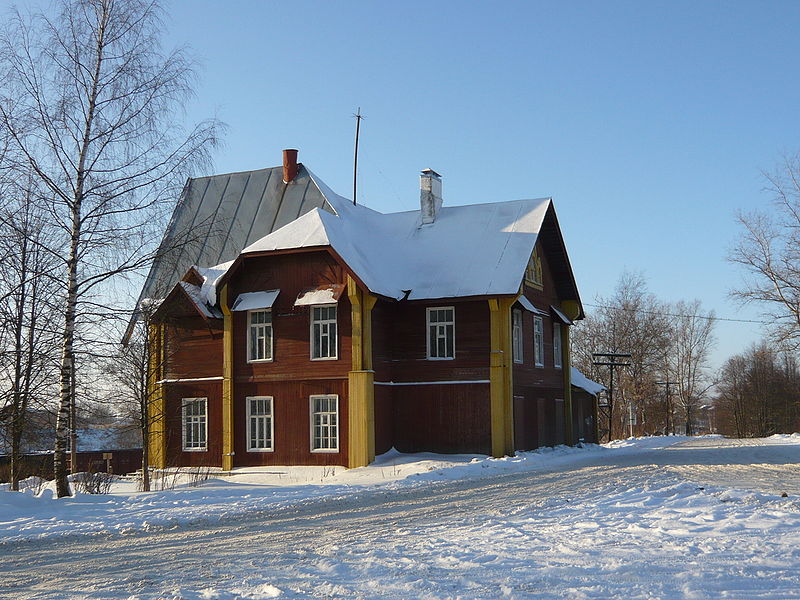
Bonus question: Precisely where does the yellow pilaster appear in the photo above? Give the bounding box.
[489,297,515,457]
[221,285,234,471]
[147,323,166,469]
[347,276,376,468]
[561,300,581,446]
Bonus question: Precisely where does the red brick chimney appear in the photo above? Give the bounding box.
[283,149,299,183]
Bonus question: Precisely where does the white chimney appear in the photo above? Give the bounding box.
[420,168,442,225]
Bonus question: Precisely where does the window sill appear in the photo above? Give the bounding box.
[182,447,208,452]
[426,357,455,361]
[534,363,545,368]
[524,281,544,290]
[311,448,339,454]
[247,358,274,364]
[247,448,275,453]
[311,356,339,361]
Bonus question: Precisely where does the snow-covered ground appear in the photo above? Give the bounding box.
[2,435,800,599]
[0,439,670,544]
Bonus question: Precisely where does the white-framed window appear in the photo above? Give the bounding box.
[553,323,563,369]
[533,316,544,367]
[512,309,523,364]
[311,305,338,360]
[247,396,274,452]
[182,397,207,451]
[310,395,339,452]
[248,309,273,362]
[427,306,455,359]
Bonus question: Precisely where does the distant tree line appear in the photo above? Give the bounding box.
[716,343,800,437]
[571,272,716,441]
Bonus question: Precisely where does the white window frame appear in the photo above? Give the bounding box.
[181,397,207,452]
[512,309,523,364]
[533,316,545,367]
[553,323,563,369]
[426,306,455,360]
[310,305,338,360]
[310,394,339,453]
[247,309,273,363]
[246,396,274,452]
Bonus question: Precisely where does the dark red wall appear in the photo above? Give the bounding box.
[392,383,491,454]
[164,381,223,468]
[233,380,349,467]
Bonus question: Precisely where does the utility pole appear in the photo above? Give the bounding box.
[352,107,363,206]
[593,352,631,441]
[655,379,674,435]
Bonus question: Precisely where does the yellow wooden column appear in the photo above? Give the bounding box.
[489,297,515,457]
[561,300,581,446]
[347,276,376,468]
[147,322,166,469]
[220,285,234,471]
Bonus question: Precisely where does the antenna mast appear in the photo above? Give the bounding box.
[353,107,363,205]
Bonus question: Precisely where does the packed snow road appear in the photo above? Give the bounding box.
[2,437,800,599]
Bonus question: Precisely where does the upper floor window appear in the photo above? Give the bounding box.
[182,397,207,451]
[533,316,544,367]
[512,309,523,364]
[248,309,273,362]
[310,394,339,452]
[247,396,274,452]
[553,323,563,369]
[427,307,455,359]
[311,305,338,360]
[525,248,543,287]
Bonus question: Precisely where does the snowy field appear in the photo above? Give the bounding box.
[1,435,800,599]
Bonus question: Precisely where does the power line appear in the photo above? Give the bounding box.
[583,302,772,325]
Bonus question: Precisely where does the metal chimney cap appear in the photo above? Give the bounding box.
[420,168,441,178]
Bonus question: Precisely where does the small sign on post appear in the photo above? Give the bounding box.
[103,452,113,474]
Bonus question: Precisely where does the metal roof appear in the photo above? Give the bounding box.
[137,163,335,309]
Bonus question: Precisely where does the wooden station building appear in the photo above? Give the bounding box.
[143,150,596,469]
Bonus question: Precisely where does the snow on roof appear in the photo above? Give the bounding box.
[517,295,548,315]
[551,305,574,325]
[571,367,606,396]
[197,261,234,306]
[179,282,222,319]
[242,195,551,301]
[295,285,344,306]
[231,290,280,312]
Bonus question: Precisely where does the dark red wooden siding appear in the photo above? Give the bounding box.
[392,383,491,454]
[164,381,223,468]
[229,251,351,467]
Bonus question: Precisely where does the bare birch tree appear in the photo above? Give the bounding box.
[730,153,800,347]
[0,0,220,497]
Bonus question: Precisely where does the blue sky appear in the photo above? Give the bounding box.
[14,0,800,368]
[168,1,800,368]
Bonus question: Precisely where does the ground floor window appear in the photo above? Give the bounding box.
[310,395,339,452]
[247,396,274,451]
[182,397,207,451]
